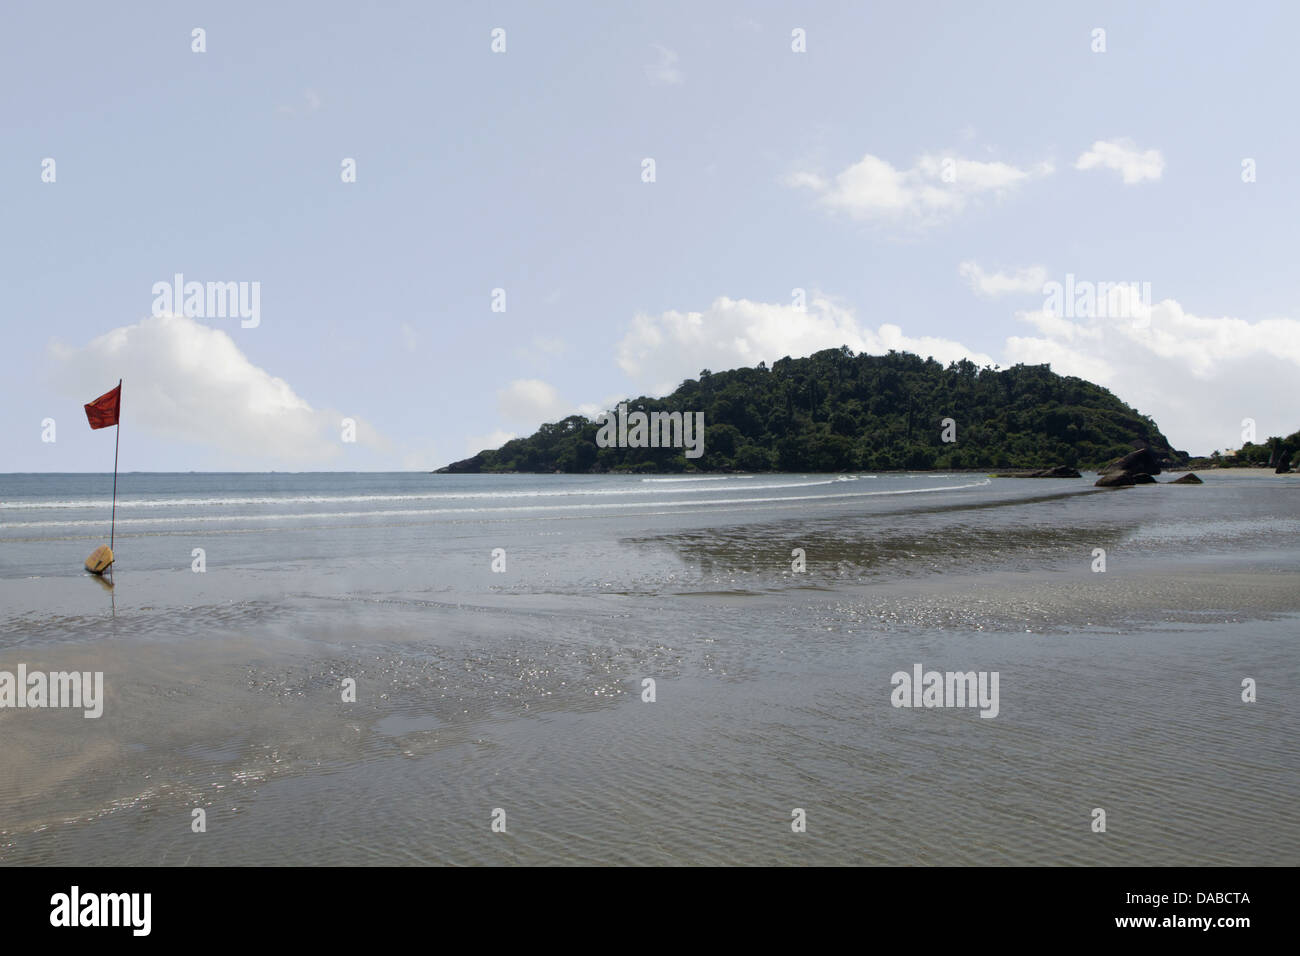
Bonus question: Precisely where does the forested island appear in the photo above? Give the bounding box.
[438,347,1194,474]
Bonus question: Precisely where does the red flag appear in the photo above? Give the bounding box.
[84,383,121,430]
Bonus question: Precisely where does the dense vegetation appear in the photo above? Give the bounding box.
[439,347,1186,474]
[1192,429,1299,470]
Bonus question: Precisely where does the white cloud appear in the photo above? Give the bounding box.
[464,429,516,456]
[1014,308,1097,344]
[615,295,996,395]
[577,392,628,420]
[614,292,1300,455]
[646,45,684,85]
[789,151,1053,226]
[497,378,573,425]
[1006,299,1300,452]
[400,321,420,351]
[959,261,1049,297]
[785,171,828,191]
[49,313,386,465]
[1003,329,1113,384]
[1074,138,1164,184]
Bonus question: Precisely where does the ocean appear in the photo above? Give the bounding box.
[1,470,1297,865]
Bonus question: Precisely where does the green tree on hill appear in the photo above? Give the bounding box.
[438,347,1187,474]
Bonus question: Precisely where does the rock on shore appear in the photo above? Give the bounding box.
[1095,442,1173,486]
[1100,446,1162,477]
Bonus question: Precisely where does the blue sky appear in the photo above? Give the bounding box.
[3,0,1298,471]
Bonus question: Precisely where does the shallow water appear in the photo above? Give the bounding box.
[1,471,1297,864]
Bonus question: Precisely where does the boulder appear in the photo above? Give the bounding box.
[1094,473,1136,487]
[1101,445,1162,476]
[1131,472,1157,484]
[1169,473,1203,484]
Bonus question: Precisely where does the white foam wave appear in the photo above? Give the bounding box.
[1,480,991,529]
[0,478,840,510]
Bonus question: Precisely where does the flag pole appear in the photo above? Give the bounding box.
[110,379,121,550]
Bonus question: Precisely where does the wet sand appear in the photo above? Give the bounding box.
[2,471,1297,865]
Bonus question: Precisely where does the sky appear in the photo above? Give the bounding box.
[3,0,1298,471]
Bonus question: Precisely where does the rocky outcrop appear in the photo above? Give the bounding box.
[1097,442,1171,486]
[1169,473,1203,484]
[1101,445,1162,476]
